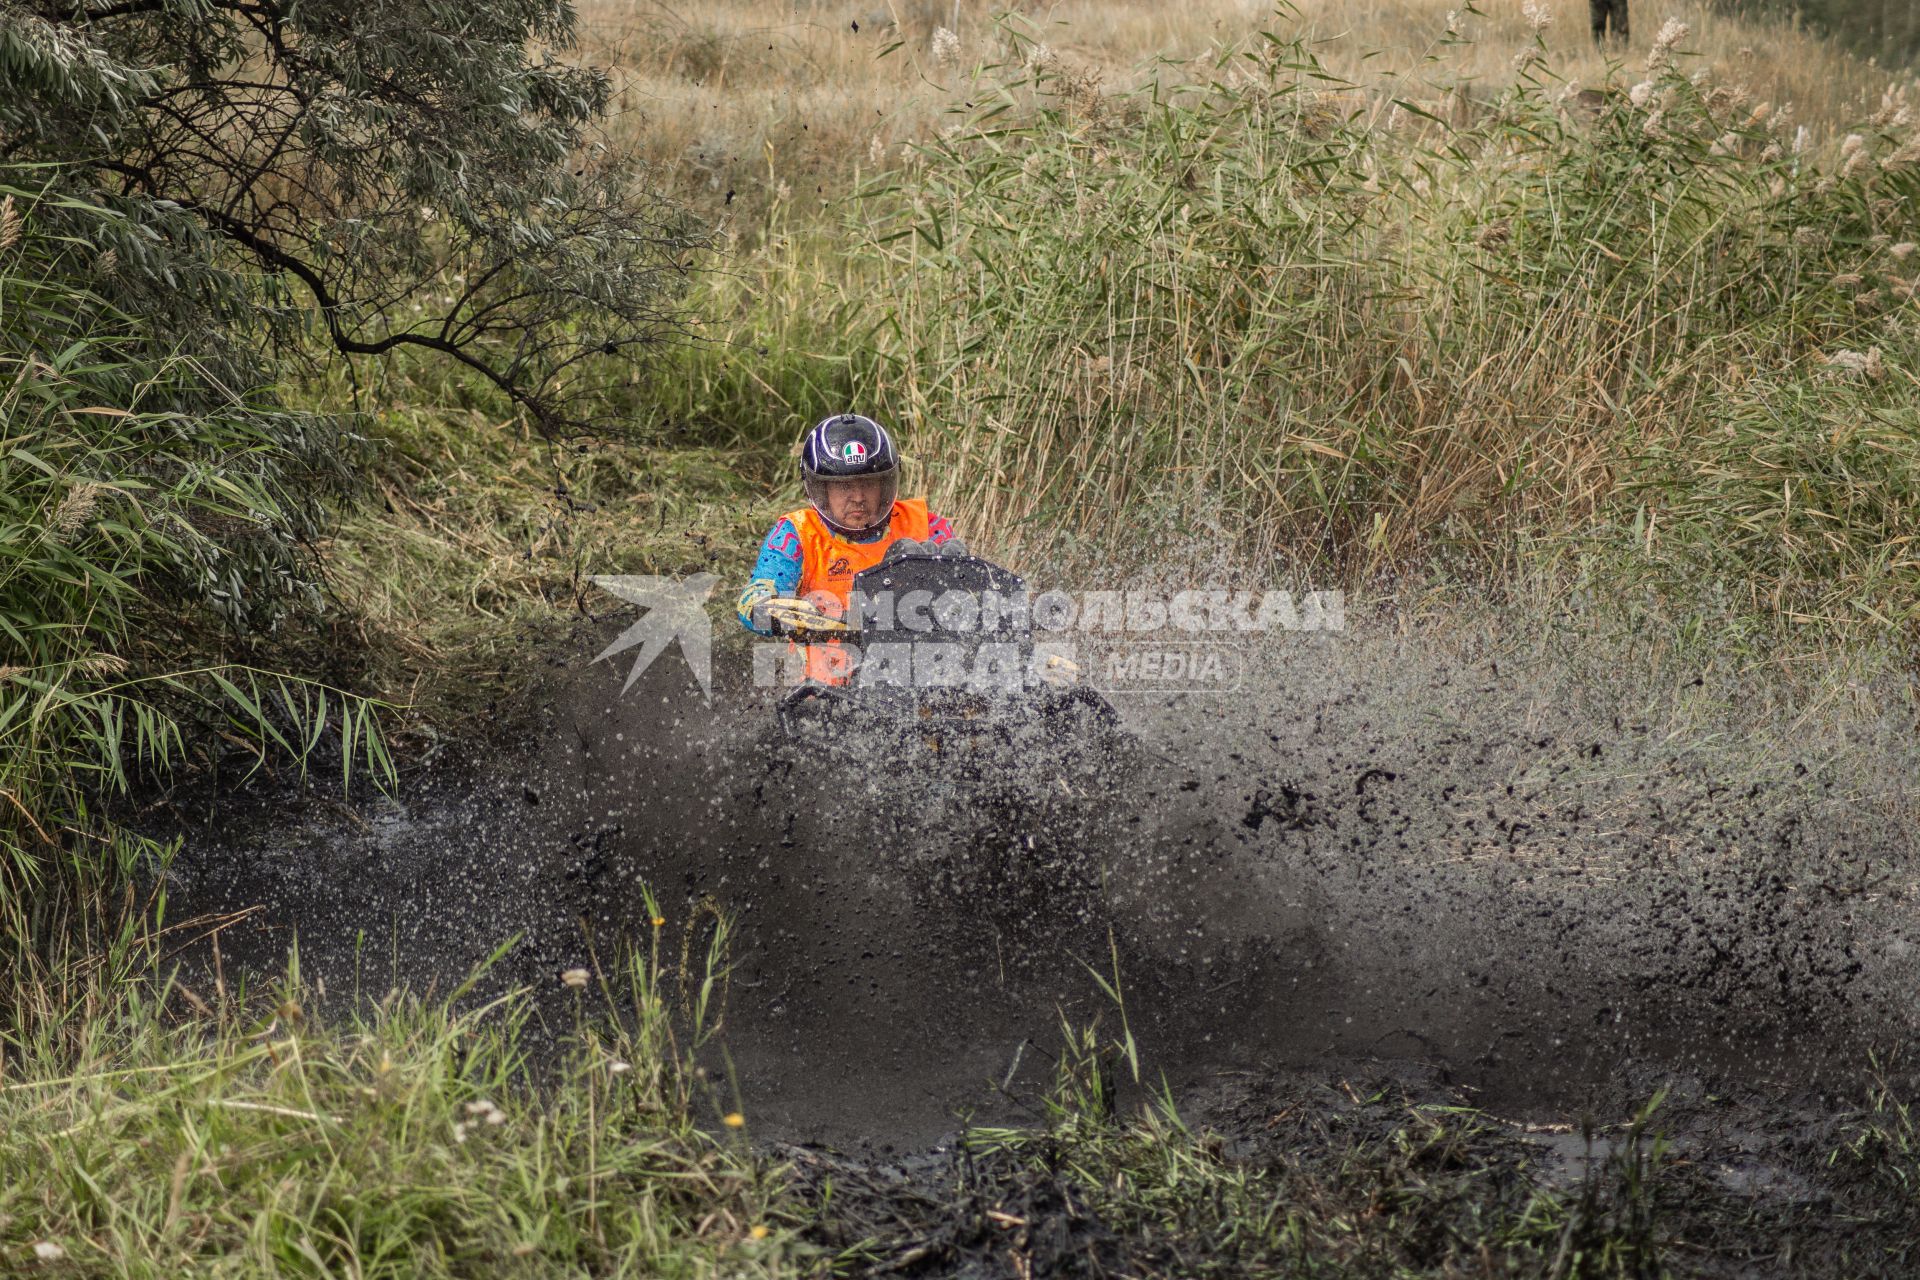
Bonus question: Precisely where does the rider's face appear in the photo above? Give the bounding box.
[826,478,886,527]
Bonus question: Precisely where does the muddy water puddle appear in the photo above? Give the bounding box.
[162,620,1920,1155]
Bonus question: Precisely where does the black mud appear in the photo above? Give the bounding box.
[156,603,1920,1270]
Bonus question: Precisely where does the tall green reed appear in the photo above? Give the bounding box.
[0,177,389,985]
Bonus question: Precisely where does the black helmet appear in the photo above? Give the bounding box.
[801,413,900,539]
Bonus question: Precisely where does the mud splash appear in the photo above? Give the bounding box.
[161,596,1920,1152]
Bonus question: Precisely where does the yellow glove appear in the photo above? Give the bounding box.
[737,579,777,633]
[1037,651,1081,687]
[762,597,852,640]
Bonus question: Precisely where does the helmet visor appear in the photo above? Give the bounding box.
[805,468,898,536]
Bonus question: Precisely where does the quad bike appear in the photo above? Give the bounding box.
[760,541,1130,943]
[765,541,1121,776]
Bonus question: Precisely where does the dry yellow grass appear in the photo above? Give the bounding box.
[578,0,1910,221]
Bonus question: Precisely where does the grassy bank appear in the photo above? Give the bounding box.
[1,947,801,1277]
[20,959,1920,1277]
[300,354,784,724]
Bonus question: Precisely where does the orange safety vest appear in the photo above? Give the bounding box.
[784,498,933,684]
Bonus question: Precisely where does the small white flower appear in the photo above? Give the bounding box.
[465,1100,497,1116]
[560,968,589,989]
[452,1121,470,1143]
[485,1108,508,1126]
[608,1060,632,1076]
[33,1242,65,1261]
[868,135,885,165]
[931,27,960,68]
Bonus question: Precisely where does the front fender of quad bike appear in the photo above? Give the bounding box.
[777,680,861,745]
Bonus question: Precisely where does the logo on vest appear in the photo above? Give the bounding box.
[828,556,851,576]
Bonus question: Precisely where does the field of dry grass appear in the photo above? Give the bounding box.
[580,0,1913,221]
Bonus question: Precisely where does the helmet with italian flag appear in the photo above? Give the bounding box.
[801,413,900,539]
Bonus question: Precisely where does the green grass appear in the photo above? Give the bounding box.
[11,942,1920,1278]
[1,934,804,1278]
[0,178,391,975]
[279,347,785,724]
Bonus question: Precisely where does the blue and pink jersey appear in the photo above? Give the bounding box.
[740,509,954,634]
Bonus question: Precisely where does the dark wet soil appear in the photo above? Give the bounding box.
[154,612,1920,1272]
[786,1054,1920,1278]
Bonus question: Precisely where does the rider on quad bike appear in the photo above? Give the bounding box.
[737,414,962,683]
